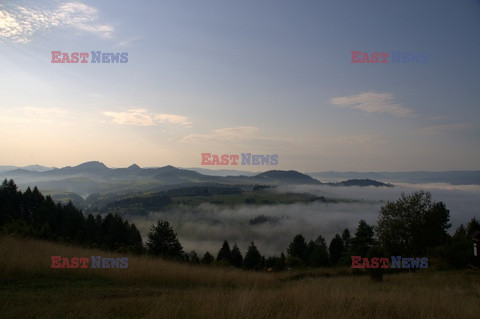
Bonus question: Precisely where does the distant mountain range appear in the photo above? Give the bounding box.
[187,167,480,185]
[308,171,480,185]
[0,164,55,173]
[0,161,392,196]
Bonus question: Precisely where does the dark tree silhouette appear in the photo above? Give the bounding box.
[421,202,451,249]
[376,191,450,256]
[351,220,375,256]
[146,220,183,260]
[127,224,144,254]
[1,179,142,253]
[275,252,287,271]
[201,251,214,264]
[342,228,351,252]
[306,235,329,267]
[230,243,243,268]
[244,242,262,270]
[440,225,472,268]
[287,234,308,264]
[0,179,21,225]
[189,250,200,264]
[217,240,232,265]
[329,234,344,265]
[467,217,480,237]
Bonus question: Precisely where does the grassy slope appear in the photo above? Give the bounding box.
[1,235,479,319]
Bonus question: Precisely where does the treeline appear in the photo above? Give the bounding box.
[95,186,244,214]
[165,186,242,197]
[106,194,172,211]
[144,220,286,271]
[0,179,143,253]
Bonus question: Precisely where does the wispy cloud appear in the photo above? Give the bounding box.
[103,109,191,126]
[426,115,448,121]
[116,36,142,47]
[0,106,69,125]
[154,114,192,125]
[181,127,258,142]
[180,126,294,145]
[332,134,387,145]
[21,107,68,115]
[329,92,414,117]
[417,123,473,135]
[180,127,381,147]
[0,2,113,43]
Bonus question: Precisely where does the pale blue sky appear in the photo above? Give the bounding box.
[0,0,479,171]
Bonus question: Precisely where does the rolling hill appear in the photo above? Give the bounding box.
[1,162,394,207]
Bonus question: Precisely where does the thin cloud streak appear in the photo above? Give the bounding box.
[417,123,473,135]
[180,126,295,145]
[103,109,191,126]
[330,92,415,117]
[0,106,69,125]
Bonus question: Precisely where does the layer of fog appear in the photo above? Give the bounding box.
[131,183,480,256]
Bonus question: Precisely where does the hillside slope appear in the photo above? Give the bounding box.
[1,235,479,319]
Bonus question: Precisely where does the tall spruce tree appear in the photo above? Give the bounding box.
[217,240,232,265]
[201,251,214,264]
[342,228,351,252]
[287,234,308,264]
[244,242,262,270]
[351,220,375,256]
[329,234,344,265]
[230,243,243,268]
[306,235,330,267]
[146,220,183,260]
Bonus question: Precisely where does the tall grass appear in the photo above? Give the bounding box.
[1,235,479,319]
[0,235,275,288]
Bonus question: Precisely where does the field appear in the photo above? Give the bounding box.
[1,235,479,319]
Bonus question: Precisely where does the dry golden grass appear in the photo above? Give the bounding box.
[0,235,276,288]
[1,235,479,319]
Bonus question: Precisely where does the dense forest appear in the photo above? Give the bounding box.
[1,179,479,272]
[0,179,143,253]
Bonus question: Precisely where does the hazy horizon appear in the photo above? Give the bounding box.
[1,160,480,173]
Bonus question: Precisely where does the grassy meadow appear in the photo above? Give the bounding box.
[1,235,479,319]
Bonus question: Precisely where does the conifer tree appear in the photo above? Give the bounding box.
[244,242,262,270]
[146,220,183,259]
[230,243,243,268]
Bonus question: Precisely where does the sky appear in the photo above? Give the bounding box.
[1,0,479,172]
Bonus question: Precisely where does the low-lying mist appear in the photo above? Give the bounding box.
[131,183,480,256]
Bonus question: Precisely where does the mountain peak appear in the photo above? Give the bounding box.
[73,161,108,170]
[255,170,321,184]
[161,165,180,171]
[127,164,141,170]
